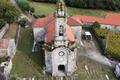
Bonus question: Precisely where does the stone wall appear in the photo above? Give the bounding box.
[0,24,9,39]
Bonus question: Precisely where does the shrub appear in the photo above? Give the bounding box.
[94,28,120,59]
[0,0,20,23]
[18,18,28,28]
[33,14,46,18]
[16,0,34,12]
[0,19,6,29]
[91,22,101,28]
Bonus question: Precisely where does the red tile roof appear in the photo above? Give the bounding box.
[104,13,120,26]
[0,39,9,49]
[33,13,120,43]
[71,15,104,23]
[33,14,54,27]
[33,14,79,43]
[45,19,55,43]
[67,17,80,26]
[71,13,120,26]
[66,25,75,42]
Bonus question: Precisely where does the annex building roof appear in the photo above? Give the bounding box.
[71,13,120,26]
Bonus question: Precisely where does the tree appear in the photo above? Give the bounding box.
[0,19,6,29]
[31,0,120,11]
[0,0,21,23]
[91,22,101,28]
[29,7,35,13]
[18,18,28,28]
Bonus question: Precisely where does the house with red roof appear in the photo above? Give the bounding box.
[0,39,16,78]
[32,0,81,76]
[0,39,16,58]
[71,13,120,31]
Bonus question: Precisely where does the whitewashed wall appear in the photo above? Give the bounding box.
[33,28,45,42]
[0,24,9,39]
[71,26,82,46]
[7,39,16,58]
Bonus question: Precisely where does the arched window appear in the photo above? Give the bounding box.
[59,25,64,36]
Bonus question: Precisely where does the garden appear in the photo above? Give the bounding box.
[94,28,120,59]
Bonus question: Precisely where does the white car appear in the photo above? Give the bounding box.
[114,63,120,79]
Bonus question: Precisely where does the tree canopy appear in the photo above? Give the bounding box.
[31,0,120,11]
[0,0,21,23]
[91,22,101,28]
[15,0,35,13]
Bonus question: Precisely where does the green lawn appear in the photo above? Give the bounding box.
[30,1,108,17]
[11,27,44,79]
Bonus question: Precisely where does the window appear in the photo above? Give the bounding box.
[58,51,65,56]
[59,25,64,36]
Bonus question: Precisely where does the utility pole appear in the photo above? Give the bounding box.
[105,29,110,53]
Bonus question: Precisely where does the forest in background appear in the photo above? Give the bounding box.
[31,0,120,11]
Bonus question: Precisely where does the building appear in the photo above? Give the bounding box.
[0,39,16,58]
[32,0,82,76]
[71,13,120,31]
[0,39,16,79]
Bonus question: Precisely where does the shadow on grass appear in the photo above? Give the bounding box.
[17,27,45,74]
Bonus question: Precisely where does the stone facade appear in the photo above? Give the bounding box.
[32,0,82,77]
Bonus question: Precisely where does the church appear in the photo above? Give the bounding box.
[32,0,82,76]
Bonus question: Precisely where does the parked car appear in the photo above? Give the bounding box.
[114,63,120,79]
[82,31,92,40]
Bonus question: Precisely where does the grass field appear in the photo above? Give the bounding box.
[11,27,44,79]
[29,1,108,17]
[76,56,116,80]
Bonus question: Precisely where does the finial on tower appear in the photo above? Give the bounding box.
[56,0,66,17]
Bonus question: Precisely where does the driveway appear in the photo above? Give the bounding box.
[78,38,113,67]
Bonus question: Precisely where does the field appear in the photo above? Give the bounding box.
[95,28,120,58]
[76,56,115,80]
[11,27,44,79]
[29,1,108,17]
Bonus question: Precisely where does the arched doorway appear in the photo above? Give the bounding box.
[58,65,65,72]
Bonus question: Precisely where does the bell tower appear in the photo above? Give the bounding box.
[54,0,68,47]
[45,0,77,77]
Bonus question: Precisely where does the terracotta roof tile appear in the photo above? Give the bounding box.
[0,39,9,49]
[104,13,120,26]
[45,19,55,43]
[33,14,54,27]
[67,17,80,26]
[71,13,120,26]
[66,25,75,42]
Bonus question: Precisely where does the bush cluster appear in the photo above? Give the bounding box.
[15,0,35,13]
